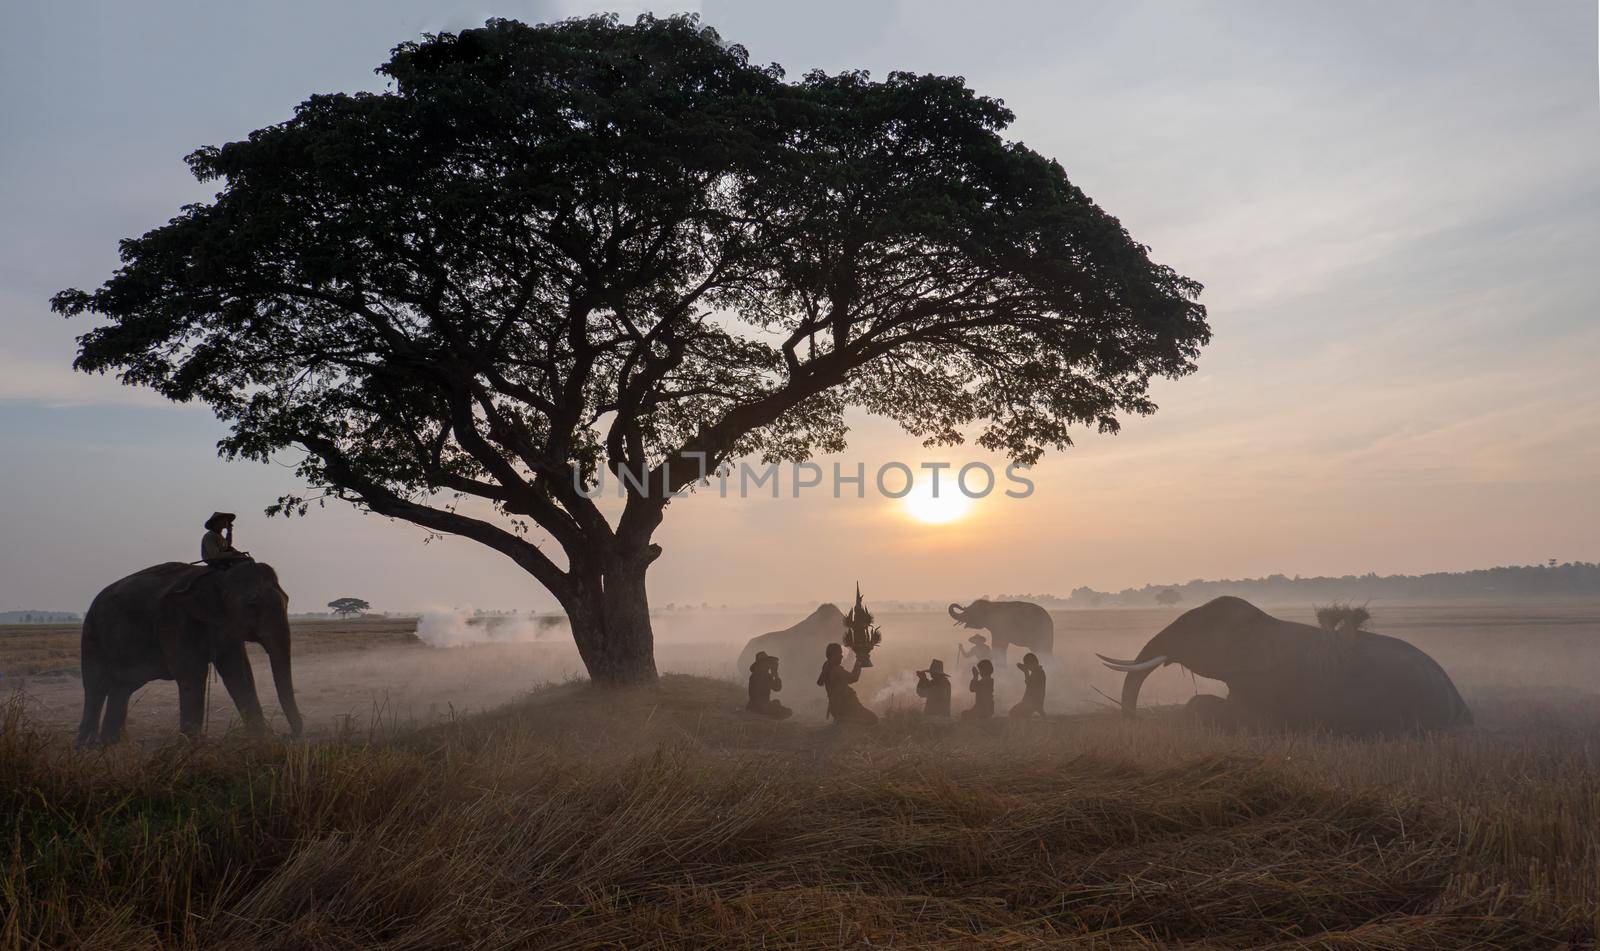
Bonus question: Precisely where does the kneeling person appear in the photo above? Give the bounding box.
[962,659,995,719]
[746,651,792,719]
[1009,652,1047,718]
[818,643,878,726]
[916,659,952,716]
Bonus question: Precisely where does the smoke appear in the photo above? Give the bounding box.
[416,607,563,648]
[871,669,921,707]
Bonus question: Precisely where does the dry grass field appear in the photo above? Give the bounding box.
[3,601,1599,947]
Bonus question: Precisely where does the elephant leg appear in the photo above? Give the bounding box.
[77,683,107,748]
[991,639,1008,669]
[176,670,207,739]
[99,686,135,745]
[213,643,268,734]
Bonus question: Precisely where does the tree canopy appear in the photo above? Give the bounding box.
[55,14,1209,683]
[328,597,371,617]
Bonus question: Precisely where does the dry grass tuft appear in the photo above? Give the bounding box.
[3,677,1597,949]
[1315,602,1373,634]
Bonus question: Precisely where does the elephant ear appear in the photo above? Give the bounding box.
[1169,618,1299,683]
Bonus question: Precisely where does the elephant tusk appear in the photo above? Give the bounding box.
[1099,654,1167,673]
[1095,653,1141,667]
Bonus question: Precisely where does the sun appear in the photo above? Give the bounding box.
[901,479,974,525]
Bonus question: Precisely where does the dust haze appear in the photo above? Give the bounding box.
[7,600,1599,742]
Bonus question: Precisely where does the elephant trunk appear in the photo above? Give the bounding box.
[1104,632,1175,719]
[1119,666,1155,718]
[265,641,304,738]
[947,603,966,624]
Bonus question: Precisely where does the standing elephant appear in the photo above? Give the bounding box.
[78,561,303,746]
[1098,596,1471,734]
[948,599,1054,667]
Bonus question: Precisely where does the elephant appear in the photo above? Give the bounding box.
[1098,596,1471,735]
[78,560,304,746]
[737,603,847,676]
[947,599,1055,667]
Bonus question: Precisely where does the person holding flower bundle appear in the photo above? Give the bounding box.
[818,643,878,726]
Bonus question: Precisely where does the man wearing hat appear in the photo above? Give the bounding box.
[201,512,251,568]
[745,651,792,719]
[915,658,952,716]
[957,633,991,676]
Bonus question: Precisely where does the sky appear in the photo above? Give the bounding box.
[1,0,1596,614]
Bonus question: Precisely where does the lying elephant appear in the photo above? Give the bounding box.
[948,599,1054,667]
[737,603,847,676]
[78,560,303,746]
[1098,596,1470,734]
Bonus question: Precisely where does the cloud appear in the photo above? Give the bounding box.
[0,0,1595,609]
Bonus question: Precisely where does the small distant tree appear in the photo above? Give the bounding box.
[1154,588,1182,606]
[328,597,371,617]
[55,16,1208,685]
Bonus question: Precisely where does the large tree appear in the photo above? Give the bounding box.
[55,15,1209,685]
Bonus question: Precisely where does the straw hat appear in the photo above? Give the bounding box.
[204,512,236,532]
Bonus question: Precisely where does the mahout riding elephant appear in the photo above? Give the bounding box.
[1098,596,1471,735]
[947,599,1054,667]
[78,560,303,746]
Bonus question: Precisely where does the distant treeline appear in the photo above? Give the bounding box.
[1042,561,1600,606]
[0,610,81,624]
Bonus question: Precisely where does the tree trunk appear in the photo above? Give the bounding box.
[565,554,660,686]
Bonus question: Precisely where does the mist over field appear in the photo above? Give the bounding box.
[7,597,1600,945]
[9,601,1598,741]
